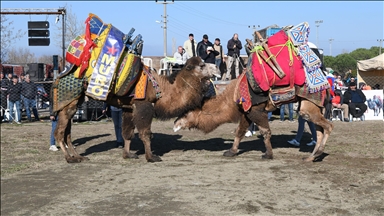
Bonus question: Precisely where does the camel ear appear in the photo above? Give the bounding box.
[185,64,195,71]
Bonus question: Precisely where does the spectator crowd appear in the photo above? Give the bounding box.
[1,72,44,124]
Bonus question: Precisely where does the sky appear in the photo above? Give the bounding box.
[1,1,383,59]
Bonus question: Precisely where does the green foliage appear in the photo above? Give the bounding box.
[333,54,357,76]
[323,46,382,77]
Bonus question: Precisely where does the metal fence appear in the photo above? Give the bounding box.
[1,78,104,123]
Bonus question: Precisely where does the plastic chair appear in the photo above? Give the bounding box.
[143,57,153,69]
[159,57,176,75]
[332,107,344,121]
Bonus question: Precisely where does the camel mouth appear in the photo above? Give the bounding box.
[213,73,221,78]
[173,125,182,132]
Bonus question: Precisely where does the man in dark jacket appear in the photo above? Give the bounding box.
[343,82,367,119]
[21,74,41,122]
[1,72,9,122]
[196,34,219,64]
[7,75,22,124]
[224,33,243,80]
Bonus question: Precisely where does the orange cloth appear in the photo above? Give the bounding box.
[363,85,371,90]
[332,95,341,104]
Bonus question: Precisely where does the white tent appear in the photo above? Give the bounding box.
[357,53,384,89]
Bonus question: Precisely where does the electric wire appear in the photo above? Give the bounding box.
[175,2,248,27]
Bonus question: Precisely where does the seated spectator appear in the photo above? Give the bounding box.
[173,46,189,70]
[360,83,371,90]
[332,89,349,121]
[343,82,367,119]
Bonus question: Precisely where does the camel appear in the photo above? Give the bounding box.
[173,79,334,162]
[54,57,221,163]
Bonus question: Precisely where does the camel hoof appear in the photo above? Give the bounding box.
[147,155,162,163]
[303,156,315,162]
[80,156,89,161]
[66,156,83,163]
[223,149,237,157]
[123,152,139,159]
[262,154,273,160]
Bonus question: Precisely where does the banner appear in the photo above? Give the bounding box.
[86,26,125,100]
[362,90,383,120]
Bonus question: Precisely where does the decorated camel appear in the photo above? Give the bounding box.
[174,23,334,162]
[51,14,220,163]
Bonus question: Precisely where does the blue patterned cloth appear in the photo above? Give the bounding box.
[288,22,309,46]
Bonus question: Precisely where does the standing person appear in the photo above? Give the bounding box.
[102,103,124,148]
[196,34,219,64]
[1,72,9,122]
[183,33,197,59]
[49,102,59,151]
[19,73,25,83]
[173,46,189,69]
[6,73,13,84]
[343,82,367,120]
[280,103,294,122]
[21,74,41,122]
[287,115,317,147]
[213,38,225,76]
[7,75,22,124]
[225,33,243,80]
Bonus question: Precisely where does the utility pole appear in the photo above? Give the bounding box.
[315,20,323,47]
[378,39,383,55]
[329,38,334,56]
[156,0,174,57]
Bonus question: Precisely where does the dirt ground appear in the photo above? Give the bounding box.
[1,116,383,215]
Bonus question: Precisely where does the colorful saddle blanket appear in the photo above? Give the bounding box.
[52,13,147,113]
[52,69,84,113]
[251,30,305,91]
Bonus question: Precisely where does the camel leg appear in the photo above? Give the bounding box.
[299,100,334,162]
[133,101,162,162]
[223,114,250,157]
[250,108,273,159]
[55,111,73,161]
[122,109,139,159]
[55,99,87,163]
[64,117,89,162]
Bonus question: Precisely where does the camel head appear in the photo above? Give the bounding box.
[173,111,196,132]
[173,115,188,132]
[185,57,221,79]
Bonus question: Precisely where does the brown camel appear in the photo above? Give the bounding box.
[173,80,334,162]
[54,57,220,163]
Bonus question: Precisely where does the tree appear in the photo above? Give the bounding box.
[6,47,36,64]
[54,5,85,51]
[0,15,25,63]
[37,55,54,64]
[349,48,374,61]
[333,54,356,76]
